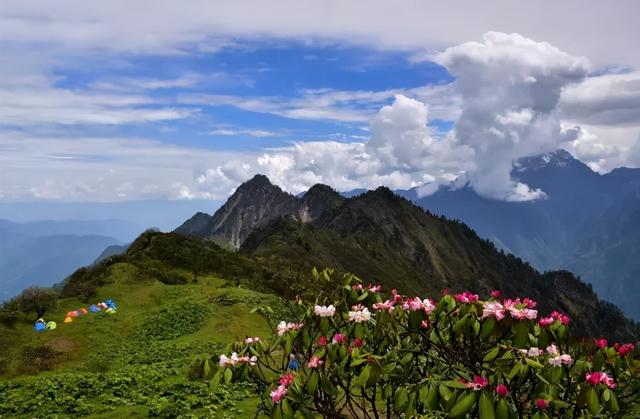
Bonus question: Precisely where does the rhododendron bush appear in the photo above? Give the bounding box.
[211,269,639,418]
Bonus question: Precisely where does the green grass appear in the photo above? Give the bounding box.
[0,263,280,418]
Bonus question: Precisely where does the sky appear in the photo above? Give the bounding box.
[2,1,640,203]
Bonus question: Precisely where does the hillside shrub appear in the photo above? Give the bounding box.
[216,269,640,418]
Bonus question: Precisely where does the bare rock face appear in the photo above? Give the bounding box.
[175,174,343,249]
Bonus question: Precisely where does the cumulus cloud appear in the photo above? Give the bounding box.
[435,31,589,201]
[246,95,471,194]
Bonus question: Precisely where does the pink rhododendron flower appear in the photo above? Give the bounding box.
[348,304,371,323]
[496,384,509,397]
[351,338,364,348]
[332,333,346,344]
[460,375,489,391]
[585,372,617,389]
[317,336,328,346]
[490,290,501,299]
[245,337,260,344]
[539,316,554,327]
[550,310,571,325]
[307,355,324,369]
[368,284,382,293]
[391,289,405,303]
[523,298,537,309]
[352,284,364,291]
[279,373,296,386]
[373,300,395,312]
[546,344,559,356]
[219,352,257,367]
[482,301,506,321]
[420,320,431,329]
[520,347,544,357]
[313,304,336,317]
[402,297,436,314]
[503,299,537,320]
[454,291,479,304]
[277,321,304,336]
[595,338,608,349]
[271,385,288,403]
[535,399,549,410]
[618,343,635,357]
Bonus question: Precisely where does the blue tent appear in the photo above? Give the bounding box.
[89,304,100,313]
[34,322,46,332]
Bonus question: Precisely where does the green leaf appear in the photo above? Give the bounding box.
[513,321,529,348]
[420,385,439,411]
[449,393,476,418]
[224,367,232,384]
[394,387,408,412]
[306,371,319,393]
[606,391,619,413]
[355,365,371,388]
[443,380,469,389]
[480,317,497,339]
[478,393,496,419]
[586,388,600,415]
[525,358,544,369]
[483,346,500,362]
[593,351,604,370]
[281,398,294,419]
[496,398,510,419]
[439,384,453,401]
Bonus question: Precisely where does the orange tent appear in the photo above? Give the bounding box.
[64,316,73,323]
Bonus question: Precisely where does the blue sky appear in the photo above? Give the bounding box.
[1,1,640,203]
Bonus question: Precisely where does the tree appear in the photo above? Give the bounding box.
[18,287,58,319]
[211,269,640,418]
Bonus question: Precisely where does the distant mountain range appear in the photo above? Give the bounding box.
[0,219,126,300]
[175,174,638,339]
[394,150,640,320]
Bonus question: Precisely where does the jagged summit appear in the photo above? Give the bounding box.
[175,176,343,248]
[515,149,580,172]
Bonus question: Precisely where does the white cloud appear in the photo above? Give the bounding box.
[0,131,254,201]
[206,128,283,137]
[1,1,639,67]
[249,94,471,194]
[560,71,640,127]
[435,31,589,201]
[179,83,460,124]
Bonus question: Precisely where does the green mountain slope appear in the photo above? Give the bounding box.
[0,232,284,417]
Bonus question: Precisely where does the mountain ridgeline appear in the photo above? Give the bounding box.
[175,174,638,340]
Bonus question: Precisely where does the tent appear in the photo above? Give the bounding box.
[64,316,73,323]
[89,304,100,313]
[34,322,46,332]
[105,307,117,315]
[46,321,57,330]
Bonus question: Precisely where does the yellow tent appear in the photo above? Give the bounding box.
[64,316,73,324]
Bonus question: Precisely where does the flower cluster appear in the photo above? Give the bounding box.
[271,373,296,404]
[277,321,304,336]
[503,298,538,320]
[546,344,573,367]
[348,304,371,323]
[245,336,261,344]
[313,304,336,317]
[539,310,571,327]
[585,371,617,389]
[372,299,395,311]
[520,347,544,357]
[616,343,635,357]
[219,352,257,367]
[454,291,479,304]
[352,283,382,293]
[307,355,324,368]
[460,375,489,391]
[402,296,436,314]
